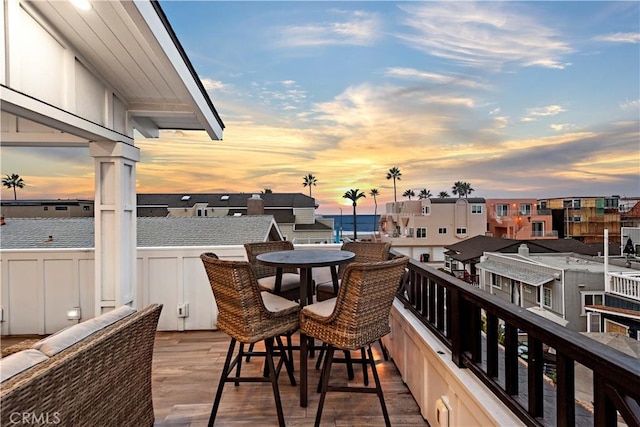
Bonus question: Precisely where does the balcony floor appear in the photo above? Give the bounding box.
[152,330,428,426]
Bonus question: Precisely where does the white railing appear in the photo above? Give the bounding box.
[608,272,640,301]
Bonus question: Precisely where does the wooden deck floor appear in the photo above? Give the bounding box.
[152,330,428,426]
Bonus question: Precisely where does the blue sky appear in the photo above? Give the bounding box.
[2,1,639,213]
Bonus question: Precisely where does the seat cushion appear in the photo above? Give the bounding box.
[301,298,336,319]
[32,305,136,357]
[0,349,49,383]
[261,292,300,313]
[257,273,301,293]
[316,279,342,294]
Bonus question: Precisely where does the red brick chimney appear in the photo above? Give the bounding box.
[247,194,265,215]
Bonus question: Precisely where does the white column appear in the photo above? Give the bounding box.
[90,140,140,315]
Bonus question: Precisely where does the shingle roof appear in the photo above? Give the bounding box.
[0,216,280,249]
[445,235,598,263]
[137,193,316,209]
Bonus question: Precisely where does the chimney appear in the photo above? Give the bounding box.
[0,215,4,226]
[518,244,530,257]
[247,194,264,215]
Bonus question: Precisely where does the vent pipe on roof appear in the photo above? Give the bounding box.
[518,244,530,257]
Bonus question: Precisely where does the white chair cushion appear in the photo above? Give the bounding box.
[0,349,49,383]
[302,298,336,319]
[261,292,299,313]
[257,273,301,293]
[33,305,136,357]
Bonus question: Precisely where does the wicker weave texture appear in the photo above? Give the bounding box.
[316,241,391,301]
[0,304,162,427]
[200,254,300,344]
[244,241,299,278]
[301,256,408,350]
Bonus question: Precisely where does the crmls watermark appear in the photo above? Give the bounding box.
[9,412,61,425]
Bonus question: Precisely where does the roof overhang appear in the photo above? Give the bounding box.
[2,0,223,146]
[585,305,640,321]
[477,260,556,287]
[526,306,569,326]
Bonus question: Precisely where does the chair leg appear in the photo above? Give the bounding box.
[315,345,335,427]
[361,347,369,386]
[235,343,244,386]
[275,335,296,386]
[265,338,286,427]
[367,345,391,427]
[345,350,354,380]
[379,338,389,361]
[208,338,237,427]
[245,342,254,362]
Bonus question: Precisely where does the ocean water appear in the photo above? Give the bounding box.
[320,214,380,232]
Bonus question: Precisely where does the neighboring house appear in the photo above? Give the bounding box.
[444,235,599,284]
[583,227,640,339]
[540,196,640,244]
[0,216,283,249]
[379,198,487,262]
[485,198,556,240]
[476,246,637,333]
[137,192,333,244]
[1,200,95,218]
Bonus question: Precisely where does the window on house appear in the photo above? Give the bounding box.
[519,204,532,215]
[563,199,572,208]
[422,206,430,215]
[83,206,90,211]
[539,200,548,209]
[496,204,509,216]
[492,274,502,289]
[543,288,552,308]
[572,215,582,222]
[604,198,619,208]
[438,227,447,234]
[471,205,482,214]
[43,206,48,211]
[532,222,544,237]
[55,206,68,211]
[456,227,467,235]
[524,285,532,294]
[416,227,427,238]
[572,199,581,209]
[581,292,604,315]
[197,210,202,217]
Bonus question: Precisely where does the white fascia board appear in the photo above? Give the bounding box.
[129,1,223,141]
[1,86,133,145]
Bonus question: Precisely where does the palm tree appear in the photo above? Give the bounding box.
[343,189,366,240]
[302,174,317,197]
[452,181,465,198]
[418,189,432,199]
[452,181,475,198]
[438,191,450,198]
[261,188,273,194]
[2,174,25,200]
[402,189,415,200]
[370,188,379,233]
[462,182,475,198]
[386,167,401,202]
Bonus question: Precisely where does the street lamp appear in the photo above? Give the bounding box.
[339,207,343,242]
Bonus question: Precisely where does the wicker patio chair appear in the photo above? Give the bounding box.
[315,241,393,375]
[244,241,303,302]
[300,256,409,427]
[315,241,391,301]
[200,253,300,427]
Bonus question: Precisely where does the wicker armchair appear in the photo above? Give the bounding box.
[200,253,300,427]
[316,241,391,301]
[244,241,303,302]
[300,256,409,427]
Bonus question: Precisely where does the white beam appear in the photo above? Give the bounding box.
[130,116,159,138]
[1,86,134,144]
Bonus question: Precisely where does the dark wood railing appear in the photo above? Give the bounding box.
[395,257,640,427]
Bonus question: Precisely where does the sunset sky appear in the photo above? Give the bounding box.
[1,1,639,214]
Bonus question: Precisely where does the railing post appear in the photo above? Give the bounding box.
[556,352,575,427]
[593,373,617,426]
[527,336,544,418]
[504,323,519,395]
[450,287,467,368]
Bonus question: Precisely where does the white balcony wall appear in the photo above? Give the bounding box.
[1,244,338,335]
[386,300,523,427]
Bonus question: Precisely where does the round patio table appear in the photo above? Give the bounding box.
[256,248,355,407]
